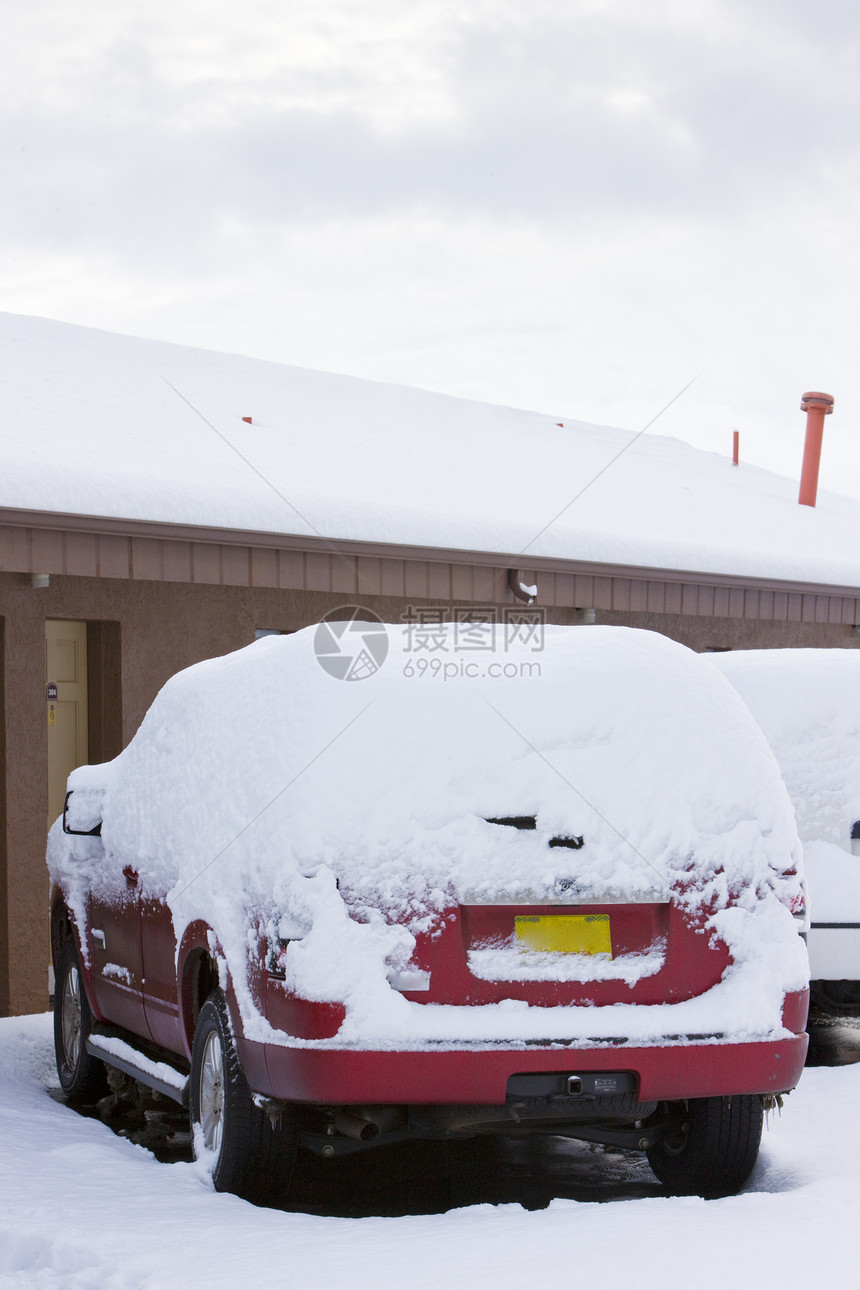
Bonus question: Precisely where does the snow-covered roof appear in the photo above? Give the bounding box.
[3,311,860,588]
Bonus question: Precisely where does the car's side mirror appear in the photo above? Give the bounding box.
[62,789,103,837]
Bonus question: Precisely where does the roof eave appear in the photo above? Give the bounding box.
[2,504,859,599]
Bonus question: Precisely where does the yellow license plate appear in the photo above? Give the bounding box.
[515,914,612,957]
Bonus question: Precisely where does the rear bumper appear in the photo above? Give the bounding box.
[257,1032,808,1105]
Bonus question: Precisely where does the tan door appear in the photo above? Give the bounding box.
[46,620,88,831]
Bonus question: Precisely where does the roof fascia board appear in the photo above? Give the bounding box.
[1,505,858,599]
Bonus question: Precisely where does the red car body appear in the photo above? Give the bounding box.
[49,625,810,1202]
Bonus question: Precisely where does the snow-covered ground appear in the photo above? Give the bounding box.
[2,1012,858,1290]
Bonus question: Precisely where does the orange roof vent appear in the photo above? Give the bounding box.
[798,391,834,508]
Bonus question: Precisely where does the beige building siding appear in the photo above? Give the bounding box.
[2,507,860,1016]
[3,509,860,623]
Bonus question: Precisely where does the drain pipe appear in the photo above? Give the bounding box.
[798,391,834,508]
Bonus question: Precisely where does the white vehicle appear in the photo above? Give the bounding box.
[711,649,860,1015]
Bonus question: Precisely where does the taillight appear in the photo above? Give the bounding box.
[775,867,808,935]
[787,882,808,936]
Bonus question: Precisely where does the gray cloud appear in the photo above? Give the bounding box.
[4,0,860,260]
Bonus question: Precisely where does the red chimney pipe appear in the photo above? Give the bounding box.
[798,391,834,508]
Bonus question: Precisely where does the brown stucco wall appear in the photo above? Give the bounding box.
[0,618,6,1014]
[1,595,47,1016]
[1,567,858,1016]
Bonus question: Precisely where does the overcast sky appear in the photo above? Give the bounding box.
[3,0,860,501]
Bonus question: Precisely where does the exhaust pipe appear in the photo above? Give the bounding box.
[798,391,835,508]
[332,1106,407,1142]
[333,1111,381,1142]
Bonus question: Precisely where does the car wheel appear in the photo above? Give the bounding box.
[646,1095,763,1198]
[190,990,297,1203]
[53,937,108,1103]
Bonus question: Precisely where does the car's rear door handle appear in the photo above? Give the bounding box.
[123,865,139,887]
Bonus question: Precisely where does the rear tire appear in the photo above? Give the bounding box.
[646,1095,763,1198]
[53,937,108,1103]
[190,990,297,1204]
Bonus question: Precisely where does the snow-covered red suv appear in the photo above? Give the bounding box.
[49,623,809,1202]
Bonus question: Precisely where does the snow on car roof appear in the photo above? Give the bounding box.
[5,310,860,586]
[50,625,807,1045]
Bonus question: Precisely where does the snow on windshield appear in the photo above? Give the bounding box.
[49,625,807,1044]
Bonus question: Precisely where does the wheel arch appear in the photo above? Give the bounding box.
[179,927,222,1058]
[50,892,74,970]
[50,892,105,1022]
